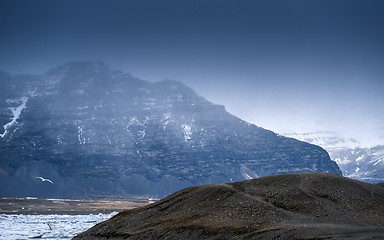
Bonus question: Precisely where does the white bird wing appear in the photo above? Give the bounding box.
[46,179,54,184]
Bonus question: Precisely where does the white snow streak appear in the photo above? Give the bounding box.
[1,97,28,138]
[243,172,253,180]
[356,154,365,162]
[373,160,381,166]
[77,126,86,144]
[162,113,172,130]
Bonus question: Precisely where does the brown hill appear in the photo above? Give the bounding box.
[74,172,384,239]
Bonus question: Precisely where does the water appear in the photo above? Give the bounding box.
[0,212,117,239]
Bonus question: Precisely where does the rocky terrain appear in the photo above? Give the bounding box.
[75,172,384,240]
[0,61,341,198]
[330,145,384,182]
[0,197,151,215]
[285,131,384,183]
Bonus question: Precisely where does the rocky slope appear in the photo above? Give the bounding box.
[0,62,341,197]
[74,172,384,240]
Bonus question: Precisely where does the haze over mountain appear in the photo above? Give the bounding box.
[0,62,341,197]
[1,0,383,146]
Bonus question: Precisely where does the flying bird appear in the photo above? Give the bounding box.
[36,176,54,184]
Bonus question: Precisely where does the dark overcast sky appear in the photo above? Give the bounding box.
[1,0,383,145]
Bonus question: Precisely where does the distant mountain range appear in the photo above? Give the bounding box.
[0,61,341,197]
[284,131,384,183]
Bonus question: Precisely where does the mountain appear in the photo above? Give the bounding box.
[74,172,384,240]
[285,131,384,183]
[0,61,341,197]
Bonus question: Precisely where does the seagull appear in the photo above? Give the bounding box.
[36,176,54,184]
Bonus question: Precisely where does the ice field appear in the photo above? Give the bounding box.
[0,212,117,239]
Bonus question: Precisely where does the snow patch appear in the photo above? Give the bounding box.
[77,105,89,110]
[143,117,150,125]
[128,116,141,126]
[138,130,146,140]
[373,160,381,166]
[240,164,259,180]
[57,135,63,145]
[356,154,365,162]
[333,157,352,165]
[283,131,362,149]
[77,125,86,144]
[143,98,156,107]
[181,124,192,142]
[243,172,253,180]
[1,97,28,138]
[162,113,172,130]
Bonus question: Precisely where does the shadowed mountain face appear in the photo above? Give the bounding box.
[75,173,384,240]
[0,62,341,197]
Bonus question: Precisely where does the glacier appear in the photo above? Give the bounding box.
[0,212,117,240]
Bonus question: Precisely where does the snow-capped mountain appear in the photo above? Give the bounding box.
[285,131,384,183]
[0,62,341,197]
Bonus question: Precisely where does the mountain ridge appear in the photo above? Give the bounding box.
[284,131,384,183]
[0,61,341,197]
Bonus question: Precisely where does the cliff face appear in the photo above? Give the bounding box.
[0,62,341,197]
[74,173,384,240]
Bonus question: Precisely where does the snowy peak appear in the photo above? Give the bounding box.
[284,131,361,149]
[285,131,384,183]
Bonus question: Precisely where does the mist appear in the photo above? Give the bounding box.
[1,0,383,145]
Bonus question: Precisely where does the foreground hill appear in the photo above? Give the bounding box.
[75,173,384,240]
[0,61,341,197]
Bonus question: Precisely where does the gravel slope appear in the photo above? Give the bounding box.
[75,172,384,239]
